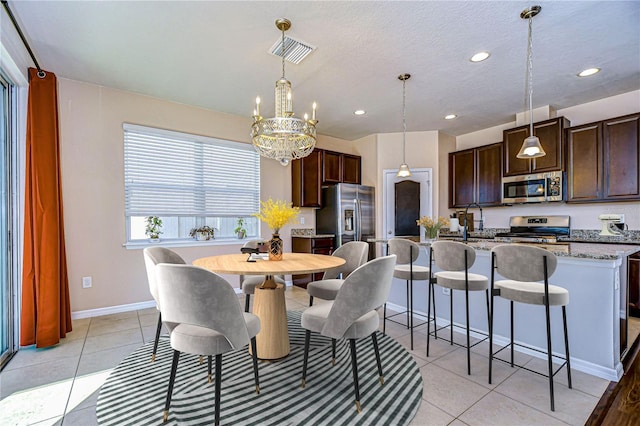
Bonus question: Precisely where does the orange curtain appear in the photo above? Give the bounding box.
[20,68,72,348]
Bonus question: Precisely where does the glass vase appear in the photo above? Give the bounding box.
[269,233,283,261]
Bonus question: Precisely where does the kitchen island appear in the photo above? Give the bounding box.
[371,237,640,381]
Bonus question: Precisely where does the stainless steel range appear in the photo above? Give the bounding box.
[494,215,570,243]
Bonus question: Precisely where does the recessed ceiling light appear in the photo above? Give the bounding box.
[354,110,366,116]
[444,114,457,120]
[577,68,600,77]
[470,51,490,62]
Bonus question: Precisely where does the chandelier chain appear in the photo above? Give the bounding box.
[281,26,286,79]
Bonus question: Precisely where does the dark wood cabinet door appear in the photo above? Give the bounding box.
[449,149,475,208]
[291,150,322,207]
[504,117,568,176]
[567,123,602,202]
[342,154,361,184]
[322,150,342,184]
[292,237,334,287]
[532,117,568,173]
[603,114,640,200]
[503,127,531,176]
[476,143,503,206]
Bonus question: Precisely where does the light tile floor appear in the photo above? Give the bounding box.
[0,285,608,425]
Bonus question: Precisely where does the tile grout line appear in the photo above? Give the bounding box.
[60,317,92,425]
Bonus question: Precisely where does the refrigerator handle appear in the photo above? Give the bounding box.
[355,198,362,241]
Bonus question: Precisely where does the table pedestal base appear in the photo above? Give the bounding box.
[250,283,289,360]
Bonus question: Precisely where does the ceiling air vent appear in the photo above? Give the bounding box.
[269,35,316,65]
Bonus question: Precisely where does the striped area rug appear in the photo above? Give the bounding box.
[96,311,422,425]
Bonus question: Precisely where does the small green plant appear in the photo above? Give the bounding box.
[189,225,216,240]
[145,216,163,240]
[234,218,247,239]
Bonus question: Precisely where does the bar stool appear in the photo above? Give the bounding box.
[427,241,490,375]
[489,244,572,412]
[383,238,435,350]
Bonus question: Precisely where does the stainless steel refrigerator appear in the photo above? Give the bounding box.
[316,183,375,258]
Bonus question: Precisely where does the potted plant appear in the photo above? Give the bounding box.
[145,216,163,242]
[234,218,247,239]
[189,225,215,241]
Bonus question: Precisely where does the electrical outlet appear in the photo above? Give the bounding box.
[442,288,451,296]
[82,276,92,288]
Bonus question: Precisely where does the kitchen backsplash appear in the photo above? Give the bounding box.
[291,228,316,236]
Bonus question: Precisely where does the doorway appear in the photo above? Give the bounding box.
[383,168,433,239]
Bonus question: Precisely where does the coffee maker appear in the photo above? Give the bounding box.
[598,214,625,236]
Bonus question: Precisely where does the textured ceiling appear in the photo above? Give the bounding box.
[8,1,640,140]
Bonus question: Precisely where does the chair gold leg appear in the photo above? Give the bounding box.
[379,376,385,385]
[355,400,361,413]
[199,355,203,365]
[208,374,212,383]
[301,378,306,388]
[256,384,260,394]
[332,358,336,366]
[151,354,156,362]
[163,410,169,423]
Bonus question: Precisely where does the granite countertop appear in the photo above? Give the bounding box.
[291,234,335,239]
[368,236,640,260]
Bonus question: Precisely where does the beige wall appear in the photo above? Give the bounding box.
[57,78,352,312]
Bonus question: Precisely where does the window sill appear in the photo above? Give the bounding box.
[123,238,259,250]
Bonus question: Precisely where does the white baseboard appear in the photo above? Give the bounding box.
[384,302,621,381]
[72,300,157,319]
[72,281,294,320]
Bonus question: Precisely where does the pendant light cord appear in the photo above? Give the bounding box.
[1,0,45,78]
[402,77,407,163]
[527,14,534,134]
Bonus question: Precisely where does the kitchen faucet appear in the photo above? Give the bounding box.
[463,202,483,241]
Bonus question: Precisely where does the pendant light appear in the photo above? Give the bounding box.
[397,73,412,178]
[516,5,546,159]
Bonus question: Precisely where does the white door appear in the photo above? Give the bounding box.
[383,168,433,238]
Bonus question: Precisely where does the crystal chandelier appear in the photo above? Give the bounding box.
[251,18,318,166]
[397,73,412,178]
[516,5,546,159]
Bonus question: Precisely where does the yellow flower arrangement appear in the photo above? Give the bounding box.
[416,216,450,239]
[252,198,300,234]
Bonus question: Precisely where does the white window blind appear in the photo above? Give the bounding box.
[124,123,260,217]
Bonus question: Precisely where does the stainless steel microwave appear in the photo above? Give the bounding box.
[502,171,563,204]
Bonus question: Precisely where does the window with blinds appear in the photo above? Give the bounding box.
[123,123,260,243]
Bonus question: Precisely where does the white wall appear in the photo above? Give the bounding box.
[453,90,640,230]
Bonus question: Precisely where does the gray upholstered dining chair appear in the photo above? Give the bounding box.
[489,244,572,412]
[240,240,286,312]
[306,241,369,306]
[300,254,397,414]
[428,241,489,375]
[156,264,261,425]
[384,238,434,350]
[143,246,186,362]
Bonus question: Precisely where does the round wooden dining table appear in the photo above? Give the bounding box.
[193,252,345,360]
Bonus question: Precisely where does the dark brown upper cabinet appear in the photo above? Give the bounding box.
[567,113,639,203]
[503,117,569,176]
[291,150,322,208]
[322,150,342,184]
[292,149,362,207]
[449,142,503,208]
